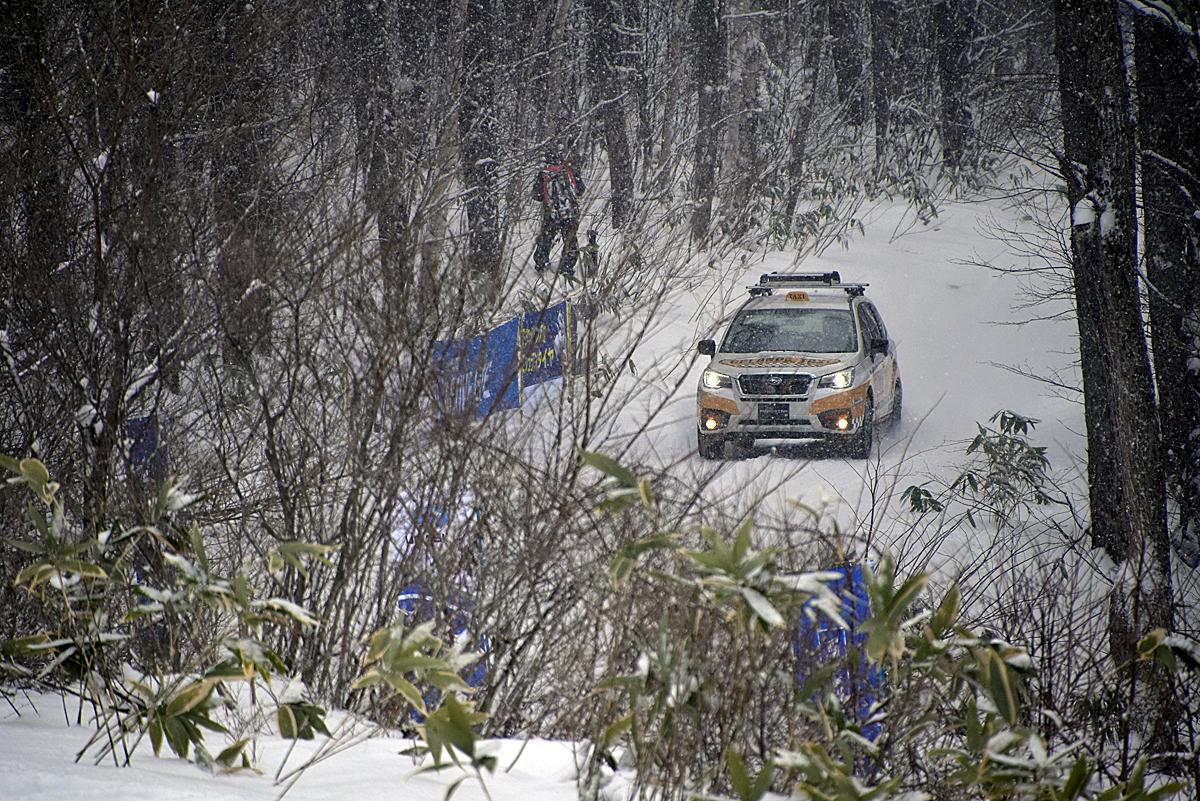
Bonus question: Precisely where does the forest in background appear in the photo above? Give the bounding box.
[1,0,1199,797]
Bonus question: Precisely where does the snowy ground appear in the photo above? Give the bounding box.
[1,193,1086,800]
[0,692,588,801]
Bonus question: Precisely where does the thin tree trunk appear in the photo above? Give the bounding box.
[345,0,412,303]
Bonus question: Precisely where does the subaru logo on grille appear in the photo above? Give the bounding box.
[768,375,783,386]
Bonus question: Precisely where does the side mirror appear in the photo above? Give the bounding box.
[870,337,888,356]
[697,339,716,357]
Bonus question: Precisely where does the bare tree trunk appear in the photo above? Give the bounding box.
[1135,1,1200,567]
[1054,0,1175,763]
[726,13,765,238]
[932,0,974,170]
[869,0,898,176]
[826,0,863,126]
[587,0,635,229]
[690,0,726,244]
[460,0,502,278]
[209,1,274,363]
[344,0,413,303]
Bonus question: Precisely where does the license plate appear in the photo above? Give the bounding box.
[758,402,789,423]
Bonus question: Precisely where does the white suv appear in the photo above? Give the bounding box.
[695,272,901,459]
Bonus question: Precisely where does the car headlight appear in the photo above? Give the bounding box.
[702,369,732,390]
[817,368,854,390]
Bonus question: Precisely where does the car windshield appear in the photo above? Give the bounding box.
[720,308,857,354]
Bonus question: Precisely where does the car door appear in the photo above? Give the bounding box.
[861,302,896,413]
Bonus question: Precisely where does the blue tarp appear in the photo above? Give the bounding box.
[397,582,488,719]
[126,414,168,481]
[794,563,883,740]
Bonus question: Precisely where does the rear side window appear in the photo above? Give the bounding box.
[856,304,882,347]
[862,302,887,340]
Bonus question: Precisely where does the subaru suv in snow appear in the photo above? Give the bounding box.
[695,272,901,459]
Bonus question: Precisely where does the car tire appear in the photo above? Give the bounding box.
[846,394,874,459]
[698,433,725,460]
[889,378,902,428]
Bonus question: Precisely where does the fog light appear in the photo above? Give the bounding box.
[700,409,730,431]
[817,408,852,431]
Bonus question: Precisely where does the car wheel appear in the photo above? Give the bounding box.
[698,432,725,460]
[889,378,903,428]
[847,394,874,459]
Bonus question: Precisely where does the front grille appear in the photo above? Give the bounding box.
[738,373,812,397]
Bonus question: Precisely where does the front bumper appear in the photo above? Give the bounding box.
[697,385,868,440]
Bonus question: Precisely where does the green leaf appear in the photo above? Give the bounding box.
[164,717,191,759]
[0,454,20,473]
[442,775,468,801]
[741,587,783,628]
[215,738,249,768]
[149,718,164,756]
[600,714,632,750]
[597,488,640,514]
[637,478,654,511]
[609,533,677,584]
[277,705,299,739]
[930,584,960,636]
[888,572,930,625]
[578,450,637,487]
[731,518,752,562]
[189,526,208,573]
[984,651,1020,724]
[19,458,50,488]
[1136,628,1166,659]
[751,759,773,801]
[726,748,752,801]
[164,680,214,718]
[440,695,478,756]
[386,675,428,715]
[1062,756,1089,801]
[57,559,107,580]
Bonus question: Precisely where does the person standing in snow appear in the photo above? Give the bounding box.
[531,150,586,276]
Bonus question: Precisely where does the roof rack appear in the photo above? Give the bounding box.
[758,271,842,286]
[748,271,869,298]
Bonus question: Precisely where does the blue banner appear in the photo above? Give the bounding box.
[432,317,520,419]
[482,317,520,415]
[519,301,572,389]
[432,302,572,417]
